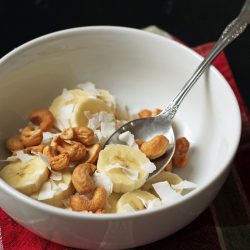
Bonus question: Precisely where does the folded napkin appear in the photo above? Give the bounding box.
[0,26,249,250]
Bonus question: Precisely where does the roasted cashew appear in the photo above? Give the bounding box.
[84,144,101,164]
[60,128,74,140]
[164,159,173,172]
[5,134,24,152]
[70,187,107,212]
[21,125,43,147]
[140,135,169,160]
[95,209,106,214]
[72,163,96,194]
[55,137,86,162]
[60,127,94,146]
[73,127,94,146]
[138,109,152,118]
[43,145,70,171]
[172,137,190,168]
[29,108,54,132]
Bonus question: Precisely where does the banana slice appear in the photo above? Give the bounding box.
[49,89,113,130]
[141,171,183,194]
[105,192,122,213]
[31,169,75,208]
[97,144,156,193]
[0,157,49,195]
[116,190,161,213]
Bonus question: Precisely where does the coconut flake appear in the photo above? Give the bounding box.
[118,131,137,148]
[50,171,62,181]
[100,121,116,137]
[172,180,197,190]
[99,112,115,122]
[6,155,19,162]
[42,131,61,144]
[16,150,35,163]
[55,104,74,130]
[137,196,162,209]
[88,114,100,130]
[58,182,68,191]
[93,171,113,195]
[62,88,75,101]
[38,181,55,200]
[143,161,156,174]
[153,181,182,205]
[105,164,139,181]
[77,82,100,97]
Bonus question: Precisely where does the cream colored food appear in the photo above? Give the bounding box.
[0,82,197,214]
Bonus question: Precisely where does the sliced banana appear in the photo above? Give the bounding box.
[97,144,155,193]
[116,190,161,213]
[0,157,49,195]
[49,89,113,130]
[141,171,183,194]
[31,169,75,208]
[105,192,122,213]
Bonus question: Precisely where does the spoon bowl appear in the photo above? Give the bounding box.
[104,115,175,180]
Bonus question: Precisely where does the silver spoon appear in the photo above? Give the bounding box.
[105,0,250,180]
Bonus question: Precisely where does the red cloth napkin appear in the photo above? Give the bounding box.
[0,42,249,250]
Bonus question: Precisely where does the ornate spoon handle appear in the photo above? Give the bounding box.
[162,0,250,119]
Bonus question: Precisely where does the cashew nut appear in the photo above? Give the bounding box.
[43,146,70,171]
[60,128,74,140]
[70,187,107,212]
[95,209,106,214]
[29,108,54,132]
[84,144,101,164]
[135,138,144,148]
[5,134,24,152]
[164,159,173,172]
[73,127,94,146]
[138,109,152,118]
[60,127,94,146]
[172,137,190,168]
[140,135,169,160]
[72,163,96,194]
[21,125,43,147]
[55,137,86,162]
[152,108,162,116]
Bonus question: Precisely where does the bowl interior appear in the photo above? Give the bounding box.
[0,27,241,189]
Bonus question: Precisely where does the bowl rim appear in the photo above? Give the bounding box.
[0,25,242,220]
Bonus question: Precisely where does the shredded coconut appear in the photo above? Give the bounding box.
[55,104,75,131]
[15,151,35,163]
[38,181,55,200]
[137,196,162,209]
[153,181,182,205]
[42,131,61,144]
[93,171,113,195]
[100,121,116,137]
[118,131,138,148]
[143,161,156,173]
[77,82,100,97]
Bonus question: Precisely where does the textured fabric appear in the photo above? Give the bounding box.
[0,38,249,250]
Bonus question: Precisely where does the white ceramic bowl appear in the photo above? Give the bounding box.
[0,26,241,249]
